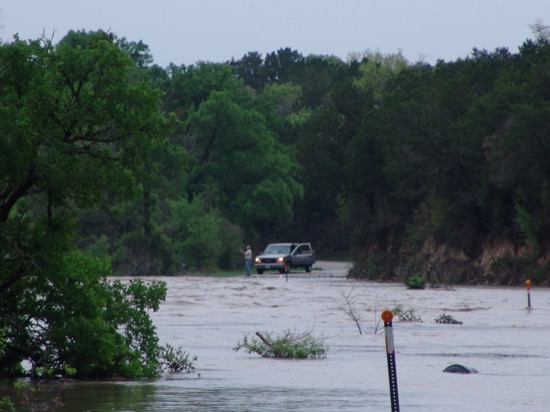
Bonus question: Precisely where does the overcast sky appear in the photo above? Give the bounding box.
[2,1,549,67]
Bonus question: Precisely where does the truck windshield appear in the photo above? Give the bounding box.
[264,244,291,254]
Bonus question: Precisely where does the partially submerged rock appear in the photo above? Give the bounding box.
[443,364,478,374]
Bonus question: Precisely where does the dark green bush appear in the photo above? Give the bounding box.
[405,273,426,289]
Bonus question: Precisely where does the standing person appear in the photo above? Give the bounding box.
[240,245,252,276]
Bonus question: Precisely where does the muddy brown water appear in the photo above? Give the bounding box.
[2,261,550,411]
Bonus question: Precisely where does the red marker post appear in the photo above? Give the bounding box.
[525,279,532,309]
[382,309,400,412]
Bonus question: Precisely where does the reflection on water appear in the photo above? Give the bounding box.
[2,263,550,411]
[1,381,156,412]
[0,381,381,412]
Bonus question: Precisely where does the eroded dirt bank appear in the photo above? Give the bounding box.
[349,238,550,286]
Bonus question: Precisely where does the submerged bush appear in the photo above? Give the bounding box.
[234,329,326,359]
[391,304,422,322]
[434,313,462,324]
[159,344,197,374]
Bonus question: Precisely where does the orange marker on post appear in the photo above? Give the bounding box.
[381,309,400,412]
[525,279,532,309]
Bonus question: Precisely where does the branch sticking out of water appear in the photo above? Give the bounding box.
[334,281,364,334]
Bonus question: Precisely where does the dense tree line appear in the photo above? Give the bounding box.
[1,27,549,379]
[143,38,548,285]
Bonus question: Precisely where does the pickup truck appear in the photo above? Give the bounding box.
[254,243,316,274]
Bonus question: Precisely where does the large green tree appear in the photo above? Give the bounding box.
[0,32,171,378]
[185,90,303,241]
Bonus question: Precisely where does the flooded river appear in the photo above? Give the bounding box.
[2,261,550,411]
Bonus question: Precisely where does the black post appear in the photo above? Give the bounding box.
[526,279,532,308]
[382,310,400,412]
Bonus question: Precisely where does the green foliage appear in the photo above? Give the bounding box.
[0,397,15,412]
[354,49,410,102]
[84,234,111,260]
[1,248,168,379]
[180,212,226,270]
[404,224,424,251]
[256,82,303,142]
[390,304,422,322]
[234,330,327,359]
[1,32,167,218]
[112,230,173,276]
[162,196,243,271]
[488,252,537,285]
[295,106,351,247]
[0,33,174,380]
[0,328,5,357]
[405,273,426,289]
[514,203,540,248]
[159,344,197,374]
[117,36,154,67]
[185,89,303,240]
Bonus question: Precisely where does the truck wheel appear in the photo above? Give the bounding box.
[278,268,286,274]
[305,264,312,273]
[256,269,264,275]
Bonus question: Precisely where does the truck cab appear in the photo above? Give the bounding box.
[254,242,316,274]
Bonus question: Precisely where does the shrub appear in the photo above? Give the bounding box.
[0,397,15,412]
[234,329,326,359]
[390,304,422,322]
[405,273,426,289]
[159,344,197,374]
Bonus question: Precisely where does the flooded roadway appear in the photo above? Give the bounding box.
[3,261,550,411]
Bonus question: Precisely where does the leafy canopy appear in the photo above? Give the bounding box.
[0,31,171,379]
